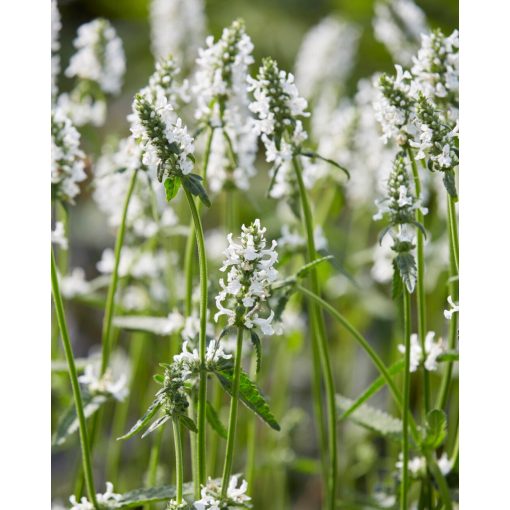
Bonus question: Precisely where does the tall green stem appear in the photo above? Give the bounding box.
[51,248,98,509]
[100,169,138,375]
[447,194,459,274]
[408,149,430,413]
[245,354,258,491]
[292,156,337,510]
[183,187,209,492]
[173,418,184,504]
[221,328,244,497]
[401,289,412,510]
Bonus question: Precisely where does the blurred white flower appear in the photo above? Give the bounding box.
[70,481,121,510]
[51,221,68,250]
[399,331,445,372]
[60,268,91,299]
[444,295,459,320]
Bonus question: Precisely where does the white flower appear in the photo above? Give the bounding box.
[295,16,360,100]
[70,482,122,509]
[444,295,459,320]
[396,453,427,478]
[51,221,68,250]
[194,476,251,509]
[57,93,107,127]
[66,19,125,95]
[150,0,205,67]
[399,331,445,372]
[60,268,91,298]
[373,0,427,65]
[215,219,278,335]
[51,107,86,204]
[437,452,453,475]
[78,352,130,402]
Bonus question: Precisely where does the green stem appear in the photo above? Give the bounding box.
[100,169,138,375]
[183,187,209,492]
[221,328,244,497]
[245,354,258,491]
[207,383,224,476]
[401,289,412,510]
[146,426,164,510]
[51,248,98,509]
[424,451,453,510]
[408,149,430,413]
[447,194,459,274]
[173,418,184,504]
[292,155,337,510]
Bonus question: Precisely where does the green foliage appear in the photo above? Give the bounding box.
[250,330,262,373]
[296,255,334,279]
[114,482,194,508]
[443,169,458,198]
[118,397,163,441]
[395,252,417,294]
[422,409,447,449]
[215,368,280,431]
[164,176,181,202]
[206,400,228,439]
[181,173,211,207]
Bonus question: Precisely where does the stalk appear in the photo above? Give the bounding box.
[100,169,138,375]
[401,289,412,510]
[183,186,209,492]
[447,194,459,274]
[292,155,337,510]
[221,328,244,497]
[51,248,98,509]
[408,149,430,413]
[244,354,258,491]
[173,418,184,504]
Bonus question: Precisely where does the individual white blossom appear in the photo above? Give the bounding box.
[60,268,92,298]
[194,475,251,510]
[215,219,279,336]
[444,295,459,320]
[51,221,68,250]
[66,19,125,95]
[150,0,205,68]
[399,331,445,372]
[78,351,130,401]
[373,0,427,65]
[130,92,195,179]
[295,16,360,101]
[437,452,453,475]
[51,107,87,204]
[69,482,121,510]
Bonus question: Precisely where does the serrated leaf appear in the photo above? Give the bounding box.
[336,394,402,441]
[340,360,405,421]
[250,330,262,373]
[141,414,170,438]
[206,401,227,439]
[443,169,458,198]
[296,255,334,279]
[114,482,194,508]
[113,315,176,336]
[52,393,109,447]
[395,253,417,294]
[182,173,211,207]
[300,151,350,179]
[118,398,163,441]
[215,368,280,431]
[164,176,181,202]
[273,285,294,322]
[179,414,198,433]
[392,259,403,300]
[422,409,447,449]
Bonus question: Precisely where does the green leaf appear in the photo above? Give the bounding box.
[392,259,403,300]
[153,374,165,385]
[336,394,402,441]
[422,409,447,449]
[179,414,198,433]
[164,176,181,202]
[206,401,227,439]
[443,169,458,198]
[300,151,350,179]
[250,330,262,373]
[113,315,176,336]
[52,393,109,447]
[114,482,194,508]
[215,368,280,431]
[340,360,405,421]
[395,252,417,294]
[118,398,163,441]
[141,414,170,438]
[182,173,211,207]
[296,255,334,279]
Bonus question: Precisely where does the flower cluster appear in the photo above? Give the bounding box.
[58,18,125,126]
[399,331,445,372]
[248,57,309,169]
[373,0,427,65]
[294,16,360,101]
[194,475,251,509]
[150,0,205,68]
[130,92,194,180]
[144,55,190,106]
[69,482,121,510]
[412,29,459,107]
[215,219,278,336]
[51,107,87,204]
